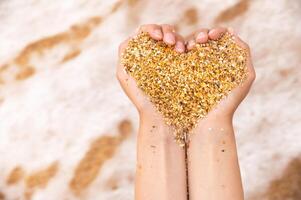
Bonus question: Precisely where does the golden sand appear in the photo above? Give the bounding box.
[122,32,247,146]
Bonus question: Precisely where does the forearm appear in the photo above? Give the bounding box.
[135,111,187,200]
[188,115,244,200]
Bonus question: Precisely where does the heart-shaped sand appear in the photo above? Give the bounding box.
[121,32,247,145]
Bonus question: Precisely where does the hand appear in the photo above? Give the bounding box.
[186,27,256,123]
[117,24,188,200]
[186,28,252,200]
[116,24,186,118]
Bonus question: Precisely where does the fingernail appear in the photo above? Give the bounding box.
[153,29,163,38]
[175,42,185,53]
[188,40,196,49]
[196,32,207,42]
[165,33,176,44]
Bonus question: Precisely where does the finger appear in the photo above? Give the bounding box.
[138,24,163,40]
[117,38,131,80]
[185,28,209,42]
[229,30,249,52]
[186,39,196,50]
[174,34,185,53]
[208,27,227,40]
[228,28,251,57]
[227,27,256,81]
[195,28,209,44]
[161,24,176,45]
[118,38,130,58]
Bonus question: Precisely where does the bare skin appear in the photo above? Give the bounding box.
[117,24,187,200]
[117,24,255,200]
[187,27,255,200]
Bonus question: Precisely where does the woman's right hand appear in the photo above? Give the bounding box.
[116,24,186,117]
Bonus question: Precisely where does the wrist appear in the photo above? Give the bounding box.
[138,109,175,142]
[194,111,233,134]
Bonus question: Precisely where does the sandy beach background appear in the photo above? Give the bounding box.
[0,0,301,199]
